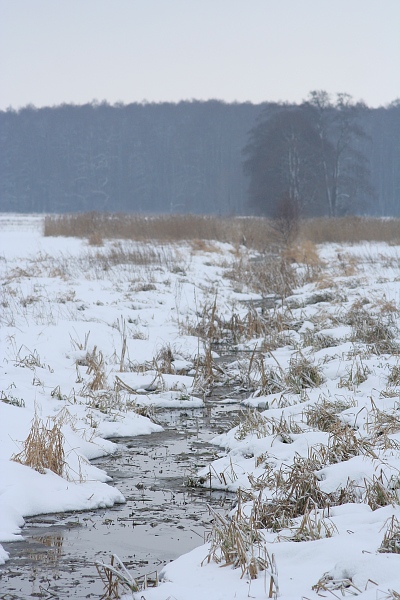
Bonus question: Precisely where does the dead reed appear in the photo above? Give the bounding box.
[363,474,399,510]
[85,346,106,391]
[346,306,398,354]
[44,213,400,247]
[304,396,355,432]
[203,498,279,596]
[96,554,139,598]
[277,503,338,542]
[378,516,400,554]
[12,415,65,476]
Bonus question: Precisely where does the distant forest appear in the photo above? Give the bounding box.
[0,98,399,216]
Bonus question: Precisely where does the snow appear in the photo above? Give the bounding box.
[1,216,400,598]
[0,216,234,563]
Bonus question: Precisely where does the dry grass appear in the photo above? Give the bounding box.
[367,400,400,437]
[285,353,324,393]
[337,357,371,390]
[283,240,321,266]
[193,304,272,348]
[234,410,304,442]
[91,242,173,267]
[384,591,400,600]
[301,216,400,244]
[245,351,324,399]
[363,474,399,510]
[303,332,340,351]
[234,408,269,440]
[243,455,364,535]
[85,346,106,391]
[12,414,65,476]
[204,506,268,580]
[326,424,375,463]
[304,396,355,432]
[378,516,400,554]
[96,554,140,598]
[226,253,299,298]
[242,455,332,534]
[387,364,400,387]
[277,504,338,542]
[313,572,362,596]
[153,343,175,374]
[0,390,25,408]
[203,498,279,595]
[44,213,275,251]
[44,213,400,247]
[346,303,398,354]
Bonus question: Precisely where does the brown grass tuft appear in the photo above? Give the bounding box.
[12,415,65,476]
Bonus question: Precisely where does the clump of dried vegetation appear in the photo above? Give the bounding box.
[312,572,362,596]
[203,498,279,596]
[12,414,65,477]
[277,504,338,542]
[285,352,324,392]
[337,357,371,390]
[304,396,355,432]
[234,409,302,442]
[95,554,159,598]
[250,352,324,397]
[346,302,398,354]
[378,516,400,554]
[363,474,399,510]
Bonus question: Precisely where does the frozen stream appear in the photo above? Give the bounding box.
[0,399,241,599]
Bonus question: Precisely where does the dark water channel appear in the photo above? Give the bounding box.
[0,399,241,599]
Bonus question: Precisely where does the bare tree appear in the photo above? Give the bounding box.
[243,107,325,217]
[306,91,369,216]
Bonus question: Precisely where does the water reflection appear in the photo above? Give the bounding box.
[0,402,240,598]
[29,534,64,564]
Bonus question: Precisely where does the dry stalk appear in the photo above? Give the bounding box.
[327,423,376,463]
[337,357,371,390]
[378,516,400,554]
[153,343,175,374]
[203,497,279,596]
[367,399,400,437]
[313,572,362,596]
[285,353,324,393]
[304,396,356,432]
[235,409,269,440]
[12,414,65,476]
[277,501,338,542]
[96,554,139,598]
[363,474,400,510]
[347,307,398,354]
[387,364,400,387]
[86,346,106,390]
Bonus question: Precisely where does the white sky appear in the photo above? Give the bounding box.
[1,0,399,110]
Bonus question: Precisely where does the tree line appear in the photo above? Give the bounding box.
[0,97,399,216]
[244,91,374,217]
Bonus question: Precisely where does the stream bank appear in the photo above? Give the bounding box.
[0,399,242,599]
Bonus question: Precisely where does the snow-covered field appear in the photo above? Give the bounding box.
[1,215,400,599]
[0,215,256,564]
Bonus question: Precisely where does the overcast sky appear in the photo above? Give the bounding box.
[1,0,399,110]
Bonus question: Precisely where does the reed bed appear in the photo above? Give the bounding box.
[44,213,400,247]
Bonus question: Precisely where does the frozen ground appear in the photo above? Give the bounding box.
[1,215,400,598]
[0,215,254,563]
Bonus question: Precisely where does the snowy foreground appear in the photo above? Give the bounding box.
[1,216,400,599]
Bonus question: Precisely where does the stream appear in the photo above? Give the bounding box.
[0,397,242,599]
